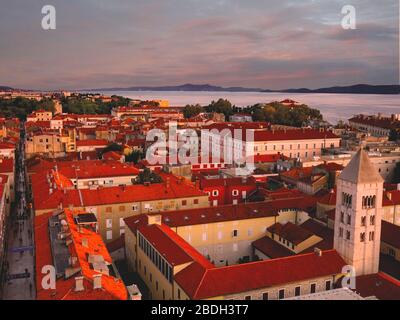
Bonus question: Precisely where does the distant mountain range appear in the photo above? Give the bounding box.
[0,86,14,91]
[272,84,400,95]
[2,83,399,94]
[87,83,263,92]
[88,83,399,95]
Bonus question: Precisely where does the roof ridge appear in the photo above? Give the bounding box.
[192,264,210,299]
[211,249,338,271]
[377,272,400,286]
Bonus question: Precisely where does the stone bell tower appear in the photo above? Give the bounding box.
[333,148,384,276]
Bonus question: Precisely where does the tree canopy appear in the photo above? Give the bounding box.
[125,150,144,164]
[244,102,323,127]
[134,168,163,184]
[183,104,203,119]
[0,97,55,119]
[204,98,234,120]
[101,143,123,155]
[61,95,130,114]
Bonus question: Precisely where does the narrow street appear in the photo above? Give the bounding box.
[2,123,35,300]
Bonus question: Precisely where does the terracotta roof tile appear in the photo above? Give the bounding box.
[175,250,346,299]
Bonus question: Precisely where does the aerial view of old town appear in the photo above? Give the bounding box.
[0,0,399,312]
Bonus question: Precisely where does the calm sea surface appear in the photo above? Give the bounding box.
[93,91,399,124]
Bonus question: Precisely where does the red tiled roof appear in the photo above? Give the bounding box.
[76,139,108,147]
[0,158,14,173]
[354,273,400,300]
[251,153,288,163]
[317,189,337,206]
[106,236,125,252]
[205,122,270,131]
[199,175,256,189]
[252,236,295,259]
[138,223,214,268]
[317,162,344,172]
[281,167,313,181]
[383,190,400,206]
[266,195,317,211]
[29,159,139,179]
[349,115,400,130]
[253,129,339,142]
[0,141,16,149]
[31,172,206,211]
[267,222,314,245]
[35,209,128,300]
[381,221,400,249]
[138,202,279,228]
[299,219,334,251]
[175,250,346,299]
[102,151,123,161]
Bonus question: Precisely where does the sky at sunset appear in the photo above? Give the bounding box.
[0,0,398,90]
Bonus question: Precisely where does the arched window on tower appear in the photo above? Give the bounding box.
[342,192,352,208]
[362,195,376,209]
[369,231,375,241]
[370,215,375,226]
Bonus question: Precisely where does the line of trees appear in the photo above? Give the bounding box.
[0,97,55,119]
[182,98,323,127]
[60,95,130,114]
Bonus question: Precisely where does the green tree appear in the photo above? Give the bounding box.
[205,98,234,120]
[240,102,323,127]
[183,104,203,119]
[135,168,163,184]
[0,97,55,119]
[389,129,399,142]
[101,143,123,155]
[125,150,144,164]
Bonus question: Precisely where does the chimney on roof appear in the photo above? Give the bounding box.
[147,214,162,226]
[82,238,88,248]
[69,256,78,267]
[93,274,102,290]
[314,248,322,257]
[74,276,84,292]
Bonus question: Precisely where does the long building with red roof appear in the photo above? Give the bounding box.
[124,213,347,300]
[35,208,135,300]
[30,169,209,243]
[28,158,139,189]
[204,123,340,164]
